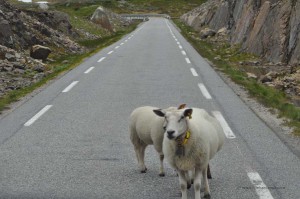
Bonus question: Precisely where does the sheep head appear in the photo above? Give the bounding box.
[153,108,193,140]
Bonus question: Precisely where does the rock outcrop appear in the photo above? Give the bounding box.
[181,0,300,65]
[0,0,83,53]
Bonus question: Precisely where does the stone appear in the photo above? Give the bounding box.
[200,28,216,39]
[246,72,258,79]
[30,45,51,60]
[90,6,113,31]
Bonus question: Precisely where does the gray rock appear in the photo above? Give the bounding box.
[30,45,51,60]
[200,28,216,39]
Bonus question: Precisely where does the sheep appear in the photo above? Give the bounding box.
[129,104,187,176]
[153,107,225,199]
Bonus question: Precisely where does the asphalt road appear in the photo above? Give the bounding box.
[0,18,299,199]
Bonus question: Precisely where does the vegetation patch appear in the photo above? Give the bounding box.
[174,20,300,136]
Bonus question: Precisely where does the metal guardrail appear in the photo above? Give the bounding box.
[119,14,171,20]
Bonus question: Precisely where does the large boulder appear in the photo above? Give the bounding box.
[90,6,128,32]
[30,45,51,60]
[91,6,113,31]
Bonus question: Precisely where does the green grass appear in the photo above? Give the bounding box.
[174,19,300,135]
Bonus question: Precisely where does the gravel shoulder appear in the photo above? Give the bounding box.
[208,59,300,158]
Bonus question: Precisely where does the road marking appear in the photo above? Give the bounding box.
[115,46,120,49]
[212,111,236,139]
[120,43,124,45]
[181,50,186,55]
[190,68,198,76]
[247,172,274,199]
[62,81,79,93]
[24,105,53,127]
[185,57,191,64]
[107,51,114,55]
[97,57,106,63]
[125,40,128,42]
[179,45,183,49]
[177,42,180,45]
[198,83,212,99]
[84,67,94,74]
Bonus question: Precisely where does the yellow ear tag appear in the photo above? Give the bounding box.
[188,113,192,119]
[183,130,191,145]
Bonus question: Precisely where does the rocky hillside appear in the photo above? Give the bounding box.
[181,0,300,65]
[0,0,130,101]
[181,0,300,106]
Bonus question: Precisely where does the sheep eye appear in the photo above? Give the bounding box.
[178,116,184,122]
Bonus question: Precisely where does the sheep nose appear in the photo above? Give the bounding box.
[167,130,175,136]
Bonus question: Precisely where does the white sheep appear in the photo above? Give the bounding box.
[153,107,225,199]
[129,105,187,176]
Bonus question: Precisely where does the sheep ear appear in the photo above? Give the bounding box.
[178,104,186,109]
[153,109,165,117]
[183,108,193,119]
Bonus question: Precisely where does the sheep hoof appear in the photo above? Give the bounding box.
[141,167,147,173]
[159,173,165,177]
[204,193,211,199]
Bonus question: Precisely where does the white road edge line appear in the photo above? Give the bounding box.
[62,81,79,93]
[190,68,198,77]
[107,51,114,55]
[181,50,186,55]
[97,57,106,63]
[185,57,191,64]
[198,83,212,99]
[24,105,53,127]
[247,172,274,199]
[212,111,236,139]
[84,67,94,74]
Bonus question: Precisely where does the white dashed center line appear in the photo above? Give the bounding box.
[179,45,183,49]
[84,67,94,74]
[97,57,106,63]
[115,46,120,49]
[190,68,198,76]
[185,57,191,64]
[107,51,114,55]
[181,51,186,55]
[120,43,124,45]
[24,105,53,127]
[62,81,79,93]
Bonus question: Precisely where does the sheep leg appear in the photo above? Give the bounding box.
[202,167,211,198]
[134,145,147,173]
[186,170,194,189]
[194,169,202,199]
[158,153,165,177]
[207,164,212,179]
[178,170,188,199]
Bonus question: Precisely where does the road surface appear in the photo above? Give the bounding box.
[0,18,299,199]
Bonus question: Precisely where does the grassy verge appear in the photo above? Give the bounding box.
[174,20,300,136]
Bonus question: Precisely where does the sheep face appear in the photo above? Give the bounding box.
[153,108,193,140]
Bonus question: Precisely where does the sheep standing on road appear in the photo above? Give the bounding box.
[153,107,225,199]
[129,105,186,176]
